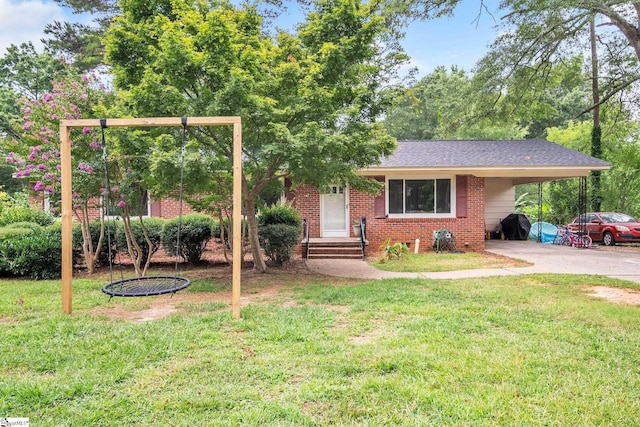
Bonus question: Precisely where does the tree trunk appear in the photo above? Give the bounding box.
[243,179,267,272]
[590,16,602,212]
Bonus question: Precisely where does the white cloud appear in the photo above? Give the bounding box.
[0,0,66,54]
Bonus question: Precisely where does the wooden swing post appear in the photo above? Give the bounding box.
[60,117,243,319]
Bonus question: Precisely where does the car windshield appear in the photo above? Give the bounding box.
[600,213,637,223]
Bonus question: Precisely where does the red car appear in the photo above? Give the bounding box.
[569,212,640,246]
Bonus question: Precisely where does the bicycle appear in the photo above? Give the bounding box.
[554,226,592,248]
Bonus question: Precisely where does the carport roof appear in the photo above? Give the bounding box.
[361,139,610,182]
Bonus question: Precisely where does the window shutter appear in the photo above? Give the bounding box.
[284,177,293,202]
[456,175,468,218]
[150,199,161,217]
[373,176,386,218]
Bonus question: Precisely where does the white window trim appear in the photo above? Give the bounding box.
[103,191,151,220]
[386,175,457,219]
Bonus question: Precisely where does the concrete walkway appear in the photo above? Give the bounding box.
[305,240,640,284]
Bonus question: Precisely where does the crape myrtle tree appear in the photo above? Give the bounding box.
[5,71,114,274]
[105,0,404,272]
[0,43,71,193]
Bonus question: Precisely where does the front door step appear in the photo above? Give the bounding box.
[302,238,366,260]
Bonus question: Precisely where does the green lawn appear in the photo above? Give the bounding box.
[371,251,531,272]
[1,266,639,426]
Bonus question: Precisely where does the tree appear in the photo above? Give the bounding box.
[105,0,403,272]
[43,0,120,71]
[546,112,640,221]
[7,71,113,274]
[383,66,528,140]
[0,43,69,139]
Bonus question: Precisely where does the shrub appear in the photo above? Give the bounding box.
[257,203,302,265]
[378,239,409,263]
[115,218,164,265]
[0,227,62,279]
[258,203,302,228]
[259,224,301,266]
[0,205,55,227]
[162,214,215,264]
[6,221,44,232]
[72,220,117,268]
[0,227,36,242]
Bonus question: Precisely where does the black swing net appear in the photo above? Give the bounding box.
[100,118,191,298]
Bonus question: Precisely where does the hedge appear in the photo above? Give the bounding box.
[0,226,62,279]
[162,214,215,264]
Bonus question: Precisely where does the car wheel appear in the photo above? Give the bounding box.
[603,231,615,246]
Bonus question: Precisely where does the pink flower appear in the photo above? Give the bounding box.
[90,141,100,149]
[37,164,46,170]
[34,181,44,191]
[22,122,31,131]
[111,187,119,193]
[85,166,94,173]
[82,127,91,134]
[78,162,86,170]
[117,200,126,208]
[42,93,52,102]
[45,185,55,195]
[100,188,107,195]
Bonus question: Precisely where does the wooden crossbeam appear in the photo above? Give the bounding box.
[59,117,243,319]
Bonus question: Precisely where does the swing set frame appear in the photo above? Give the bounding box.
[60,116,243,319]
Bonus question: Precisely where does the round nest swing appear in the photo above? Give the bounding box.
[102,276,191,297]
[99,117,192,299]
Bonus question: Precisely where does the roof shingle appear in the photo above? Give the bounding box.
[377,140,610,168]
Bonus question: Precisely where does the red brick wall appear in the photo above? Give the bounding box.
[31,194,206,222]
[289,176,487,252]
[288,184,321,237]
[81,196,197,221]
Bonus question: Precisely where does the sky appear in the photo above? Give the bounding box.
[0,0,503,76]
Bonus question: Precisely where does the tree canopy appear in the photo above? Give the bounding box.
[104,0,404,271]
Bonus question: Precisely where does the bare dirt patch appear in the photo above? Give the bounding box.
[85,259,341,322]
[586,286,640,306]
[90,285,292,322]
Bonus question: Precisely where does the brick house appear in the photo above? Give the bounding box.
[289,139,610,254]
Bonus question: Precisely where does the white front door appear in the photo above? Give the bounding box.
[321,185,349,237]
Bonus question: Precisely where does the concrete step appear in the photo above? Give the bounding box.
[307,253,363,260]
[308,246,362,255]
[302,238,366,260]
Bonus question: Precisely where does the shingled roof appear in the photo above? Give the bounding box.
[377,139,610,169]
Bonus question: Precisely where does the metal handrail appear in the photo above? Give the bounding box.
[303,219,310,259]
[359,217,366,260]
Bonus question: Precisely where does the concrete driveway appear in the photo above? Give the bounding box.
[485,240,640,283]
[305,240,640,284]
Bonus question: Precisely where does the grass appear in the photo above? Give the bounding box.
[370,251,531,272]
[1,264,640,425]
